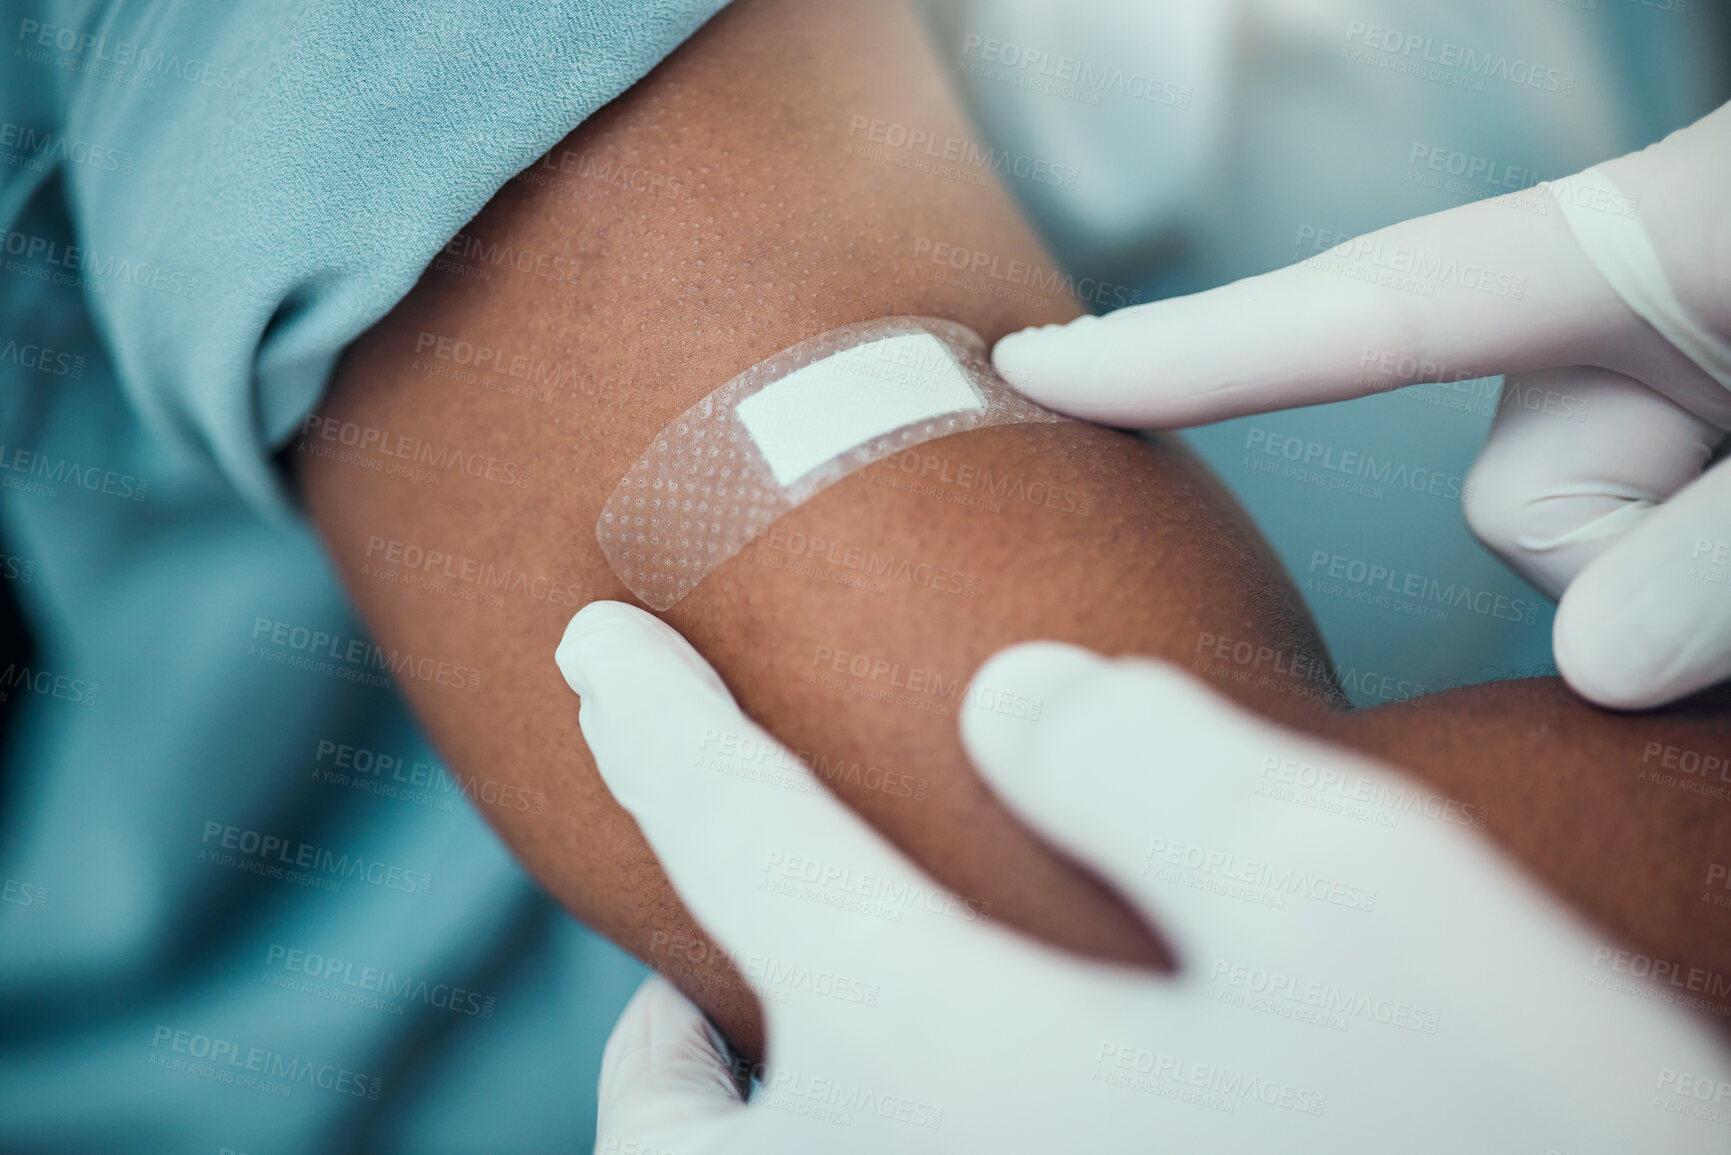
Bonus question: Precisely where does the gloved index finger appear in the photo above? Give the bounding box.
[992,185,1627,429]
[557,602,975,980]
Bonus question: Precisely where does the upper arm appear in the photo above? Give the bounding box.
[298,0,1334,1052]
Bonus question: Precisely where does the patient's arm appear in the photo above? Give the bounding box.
[299,0,1731,1055]
[1335,678,1731,1032]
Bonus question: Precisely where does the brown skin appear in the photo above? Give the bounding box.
[298,0,1731,1057]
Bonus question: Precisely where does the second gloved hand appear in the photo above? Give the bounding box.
[557,601,1729,1154]
[993,102,1731,710]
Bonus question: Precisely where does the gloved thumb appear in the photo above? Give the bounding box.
[594,975,747,1155]
[957,642,1304,950]
[1554,454,1731,710]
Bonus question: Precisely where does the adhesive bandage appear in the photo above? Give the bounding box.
[597,317,1066,609]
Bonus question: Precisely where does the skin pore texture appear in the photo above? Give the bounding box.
[299,0,1731,1057]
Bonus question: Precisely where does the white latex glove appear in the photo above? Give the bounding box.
[558,601,1730,1154]
[993,101,1731,711]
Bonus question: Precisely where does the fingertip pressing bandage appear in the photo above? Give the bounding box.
[597,317,1065,610]
[1548,167,1731,390]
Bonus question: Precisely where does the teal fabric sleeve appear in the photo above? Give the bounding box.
[6,0,728,515]
[0,1,726,1150]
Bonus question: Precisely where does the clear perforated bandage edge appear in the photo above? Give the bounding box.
[596,317,1067,610]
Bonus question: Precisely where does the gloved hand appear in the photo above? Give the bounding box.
[557,601,1730,1154]
[993,101,1731,711]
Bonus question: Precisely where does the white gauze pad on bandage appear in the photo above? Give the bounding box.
[597,317,1066,609]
